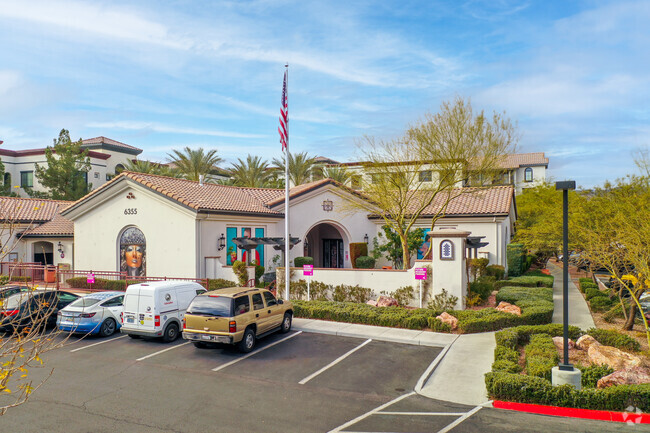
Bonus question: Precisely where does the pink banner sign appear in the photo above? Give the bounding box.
[303,264,313,276]
[415,267,427,280]
[87,273,95,284]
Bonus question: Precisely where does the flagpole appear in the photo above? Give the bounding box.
[284,63,290,300]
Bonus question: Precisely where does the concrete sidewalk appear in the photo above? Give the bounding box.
[548,261,595,330]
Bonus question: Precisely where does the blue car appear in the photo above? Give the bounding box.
[57,291,124,337]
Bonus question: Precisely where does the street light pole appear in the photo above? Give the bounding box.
[552,180,581,389]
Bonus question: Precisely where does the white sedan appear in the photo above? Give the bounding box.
[57,291,124,337]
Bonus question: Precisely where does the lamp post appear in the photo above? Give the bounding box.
[552,180,581,389]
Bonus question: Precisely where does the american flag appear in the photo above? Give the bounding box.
[278,70,288,151]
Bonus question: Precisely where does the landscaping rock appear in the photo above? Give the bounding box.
[376,296,398,307]
[588,344,643,371]
[576,335,599,351]
[436,312,458,330]
[597,366,650,389]
[552,336,575,351]
[366,300,377,307]
[495,301,521,316]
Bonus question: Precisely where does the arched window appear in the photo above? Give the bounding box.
[440,240,454,260]
[119,226,146,277]
[115,164,125,174]
[524,167,533,182]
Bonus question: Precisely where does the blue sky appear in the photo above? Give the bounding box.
[0,0,648,188]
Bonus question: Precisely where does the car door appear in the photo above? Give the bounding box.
[100,295,124,325]
[262,291,283,330]
[250,292,270,334]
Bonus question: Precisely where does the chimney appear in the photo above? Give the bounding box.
[199,174,204,186]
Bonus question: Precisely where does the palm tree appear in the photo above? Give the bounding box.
[322,166,352,185]
[272,152,317,186]
[228,155,274,188]
[167,147,222,182]
[122,159,181,177]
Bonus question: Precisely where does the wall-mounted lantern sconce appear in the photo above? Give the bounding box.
[363,234,369,244]
[218,233,226,251]
[57,241,65,259]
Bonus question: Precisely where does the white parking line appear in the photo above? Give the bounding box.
[136,341,192,361]
[327,392,415,433]
[211,331,302,373]
[299,338,372,385]
[437,405,482,433]
[376,411,467,416]
[69,335,128,353]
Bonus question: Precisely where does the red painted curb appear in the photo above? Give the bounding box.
[493,400,650,424]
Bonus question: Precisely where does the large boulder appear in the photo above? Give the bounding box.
[436,312,458,331]
[597,366,650,389]
[552,336,575,352]
[588,344,643,371]
[495,301,521,316]
[576,335,599,351]
[376,296,399,307]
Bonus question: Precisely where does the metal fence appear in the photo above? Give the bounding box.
[0,262,46,283]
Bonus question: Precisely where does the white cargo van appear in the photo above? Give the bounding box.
[121,281,207,342]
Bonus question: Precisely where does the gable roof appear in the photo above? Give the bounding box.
[419,186,514,217]
[81,136,143,155]
[21,212,74,237]
[498,152,548,169]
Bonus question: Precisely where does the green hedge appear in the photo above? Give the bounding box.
[585,287,608,300]
[66,277,127,291]
[349,243,368,269]
[7,276,32,282]
[486,265,505,280]
[468,279,493,302]
[589,296,614,312]
[579,364,614,388]
[293,257,314,267]
[292,300,440,329]
[579,280,598,293]
[525,334,559,381]
[496,286,553,304]
[208,278,237,290]
[495,324,583,349]
[485,371,650,412]
[355,255,375,269]
[506,243,526,277]
[586,327,641,352]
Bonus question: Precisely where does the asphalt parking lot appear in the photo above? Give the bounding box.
[1,329,645,432]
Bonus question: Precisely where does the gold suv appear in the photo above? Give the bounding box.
[182,287,293,352]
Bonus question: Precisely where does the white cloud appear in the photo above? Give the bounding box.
[86,121,267,139]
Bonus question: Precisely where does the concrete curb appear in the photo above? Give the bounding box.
[292,318,456,347]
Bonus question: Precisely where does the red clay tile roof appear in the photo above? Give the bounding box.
[82,136,142,153]
[419,186,514,216]
[21,212,73,237]
[497,153,548,169]
[0,197,73,223]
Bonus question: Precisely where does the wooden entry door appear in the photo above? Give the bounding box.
[323,239,343,268]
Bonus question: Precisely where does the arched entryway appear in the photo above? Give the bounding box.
[33,241,54,265]
[304,222,349,268]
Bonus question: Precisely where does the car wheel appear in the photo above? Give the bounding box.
[238,327,256,353]
[128,334,140,339]
[99,318,116,337]
[162,322,179,343]
[193,341,208,349]
[280,312,292,334]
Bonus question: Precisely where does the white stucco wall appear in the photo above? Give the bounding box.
[515,165,546,193]
[70,181,198,278]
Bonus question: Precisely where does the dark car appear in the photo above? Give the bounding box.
[0,290,80,332]
[0,285,31,305]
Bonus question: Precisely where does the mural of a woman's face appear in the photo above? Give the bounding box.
[125,245,143,269]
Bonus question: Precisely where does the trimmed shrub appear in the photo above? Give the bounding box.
[293,300,439,330]
[492,359,522,374]
[355,255,375,269]
[349,243,368,269]
[486,265,505,280]
[66,277,127,291]
[293,257,314,267]
[579,281,598,293]
[495,345,520,364]
[589,296,614,312]
[332,284,372,303]
[585,327,641,352]
[232,260,248,286]
[485,371,650,412]
[506,243,526,277]
[208,278,237,290]
[585,287,608,300]
[389,285,415,306]
[468,258,489,280]
[7,276,32,282]
[579,364,614,388]
[496,286,553,304]
[468,279,493,302]
[525,334,559,381]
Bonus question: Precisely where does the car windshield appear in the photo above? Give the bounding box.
[69,297,103,308]
[187,296,232,317]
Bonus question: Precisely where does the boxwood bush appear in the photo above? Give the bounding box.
[293,256,314,267]
[585,327,641,352]
[485,265,505,280]
[589,296,614,312]
[579,364,615,388]
[524,334,559,381]
[355,255,375,269]
[66,277,127,291]
[495,275,554,290]
[585,287,608,300]
[208,278,237,290]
